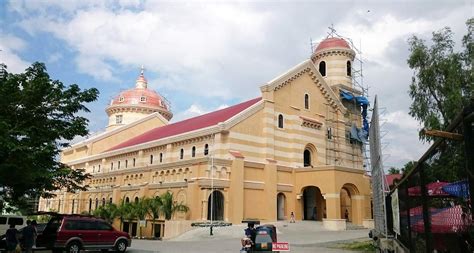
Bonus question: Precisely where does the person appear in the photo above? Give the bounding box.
[22,220,37,253]
[5,224,19,253]
[241,222,256,250]
[290,212,295,223]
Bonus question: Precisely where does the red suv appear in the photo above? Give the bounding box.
[37,214,131,253]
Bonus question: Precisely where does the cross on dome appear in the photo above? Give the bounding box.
[135,65,148,89]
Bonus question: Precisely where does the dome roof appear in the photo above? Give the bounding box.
[107,68,172,120]
[110,88,169,111]
[314,37,351,52]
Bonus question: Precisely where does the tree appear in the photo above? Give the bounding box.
[117,201,134,231]
[131,198,149,238]
[0,62,99,211]
[388,167,401,175]
[159,192,189,220]
[145,196,162,238]
[406,19,473,182]
[401,161,416,175]
[407,18,473,141]
[92,203,119,224]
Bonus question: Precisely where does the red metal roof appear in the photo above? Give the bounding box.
[315,37,350,52]
[108,97,262,151]
[385,174,402,187]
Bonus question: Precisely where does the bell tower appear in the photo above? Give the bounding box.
[310,36,355,89]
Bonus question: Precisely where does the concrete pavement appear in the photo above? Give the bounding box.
[128,221,372,253]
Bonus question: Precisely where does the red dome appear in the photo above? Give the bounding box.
[110,88,169,110]
[315,37,350,52]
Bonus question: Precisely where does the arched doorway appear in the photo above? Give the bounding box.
[207,191,224,221]
[340,188,352,221]
[340,183,360,222]
[302,186,325,221]
[277,193,286,220]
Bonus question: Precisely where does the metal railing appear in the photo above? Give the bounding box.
[387,101,474,252]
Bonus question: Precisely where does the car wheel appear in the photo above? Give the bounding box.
[115,239,127,253]
[66,241,81,253]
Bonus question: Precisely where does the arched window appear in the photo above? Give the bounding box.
[125,197,130,203]
[109,198,113,203]
[110,162,113,171]
[132,158,136,167]
[204,144,209,156]
[88,199,92,213]
[95,198,98,209]
[304,149,312,167]
[347,61,351,76]
[319,61,326,77]
[150,155,154,164]
[304,94,309,109]
[278,114,284,128]
[180,149,184,159]
[159,153,163,163]
[102,198,106,206]
[125,160,128,168]
[118,161,121,169]
[192,146,196,157]
[72,199,75,214]
[134,197,139,203]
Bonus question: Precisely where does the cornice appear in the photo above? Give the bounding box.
[65,112,167,151]
[311,48,355,62]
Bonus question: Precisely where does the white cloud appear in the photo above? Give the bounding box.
[6,1,472,167]
[47,52,63,63]
[172,103,230,122]
[384,110,421,130]
[0,33,29,73]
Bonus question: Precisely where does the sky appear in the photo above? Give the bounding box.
[0,0,472,169]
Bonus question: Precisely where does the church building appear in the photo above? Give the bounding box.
[39,36,373,238]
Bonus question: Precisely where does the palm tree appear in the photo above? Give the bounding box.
[117,201,135,232]
[146,196,162,238]
[131,198,149,238]
[159,192,189,220]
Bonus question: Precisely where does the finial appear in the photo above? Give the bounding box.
[140,65,145,75]
[327,24,336,38]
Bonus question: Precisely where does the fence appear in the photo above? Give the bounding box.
[388,101,474,252]
[370,96,388,236]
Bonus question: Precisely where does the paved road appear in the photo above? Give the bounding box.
[28,221,371,253]
[128,221,371,253]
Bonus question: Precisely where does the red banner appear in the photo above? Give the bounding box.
[272,242,290,251]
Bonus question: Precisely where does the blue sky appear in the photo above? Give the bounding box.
[0,0,472,168]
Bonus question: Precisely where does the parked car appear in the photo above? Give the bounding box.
[36,214,131,253]
[253,224,278,252]
[0,215,26,235]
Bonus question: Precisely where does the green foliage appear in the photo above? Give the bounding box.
[92,203,119,224]
[159,192,189,220]
[388,167,400,175]
[0,62,99,211]
[407,18,473,142]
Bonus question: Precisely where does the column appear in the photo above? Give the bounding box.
[323,193,346,231]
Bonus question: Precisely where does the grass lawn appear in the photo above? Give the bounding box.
[329,240,376,252]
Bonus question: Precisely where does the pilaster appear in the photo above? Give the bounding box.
[228,153,245,223]
[264,159,277,221]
